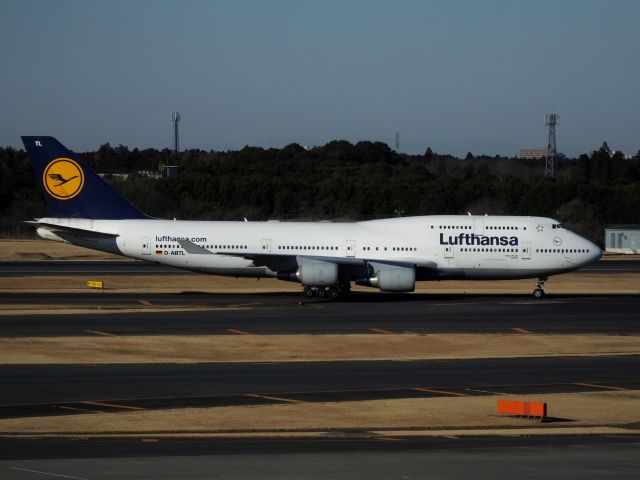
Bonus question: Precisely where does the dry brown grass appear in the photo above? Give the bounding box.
[1,272,639,295]
[0,239,122,261]
[0,274,301,294]
[1,333,638,364]
[0,390,638,435]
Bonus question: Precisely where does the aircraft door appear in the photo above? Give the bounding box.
[444,245,454,259]
[346,240,356,257]
[522,242,531,259]
[141,237,151,255]
[473,218,484,234]
[261,239,271,253]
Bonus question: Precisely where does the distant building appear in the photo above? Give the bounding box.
[98,173,129,180]
[519,148,549,159]
[138,170,161,179]
[163,165,181,177]
[605,225,640,254]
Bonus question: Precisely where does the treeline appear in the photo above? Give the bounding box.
[1,140,639,244]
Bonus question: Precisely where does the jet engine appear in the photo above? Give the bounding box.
[296,261,339,286]
[356,265,415,292]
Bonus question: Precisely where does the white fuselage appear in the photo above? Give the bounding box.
[37,215,602,283]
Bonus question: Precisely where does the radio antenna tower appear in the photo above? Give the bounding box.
[545,113,558,178]
[395,131,400,153]
[171,112,181,157]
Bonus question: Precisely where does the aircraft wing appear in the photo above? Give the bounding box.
[176,239,215,255]
[177,239,437,275]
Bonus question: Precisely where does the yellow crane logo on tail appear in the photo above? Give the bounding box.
[43,158,85,200]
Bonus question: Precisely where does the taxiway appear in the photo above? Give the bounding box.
[0,292,639,336]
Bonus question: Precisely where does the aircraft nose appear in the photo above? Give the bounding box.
[591,243,603,261]
[584,240,603,265]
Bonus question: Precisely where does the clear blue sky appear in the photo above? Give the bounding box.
[1,0,638,156]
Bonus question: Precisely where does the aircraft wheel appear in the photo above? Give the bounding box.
[316,287,326,298]
[303,286,315,298]
[533,288,545,299]
[326,287,340,300]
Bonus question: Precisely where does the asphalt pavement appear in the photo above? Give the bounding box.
[1,356,638,415]
[0,292,639,336]
[2,435,640,479]
[1,258,639,472]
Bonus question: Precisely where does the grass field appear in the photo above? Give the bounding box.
[1,391,638,437]
[0,333,638,364]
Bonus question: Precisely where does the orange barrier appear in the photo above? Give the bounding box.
[497,400,547,418]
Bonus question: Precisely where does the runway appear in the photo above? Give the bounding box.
[1,356,639,417]
[1,258,639,276]
[1,292,639,336]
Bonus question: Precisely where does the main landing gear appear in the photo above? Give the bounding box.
[533,277,547,299]
[303,284,351,300]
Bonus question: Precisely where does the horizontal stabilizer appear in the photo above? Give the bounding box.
[28,221,119,238]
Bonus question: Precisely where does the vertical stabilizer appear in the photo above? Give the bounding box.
[22,136,148,219]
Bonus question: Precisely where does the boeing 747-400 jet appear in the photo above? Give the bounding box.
[22,136,602,299]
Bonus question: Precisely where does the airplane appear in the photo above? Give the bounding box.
[22,136,603,299]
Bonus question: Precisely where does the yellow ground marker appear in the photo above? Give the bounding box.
[512,327,533,334]
[226,328,251,335]
[370,328,395,335]
[412,387,469,397]
[574,382,628,391]
[245,393,304,404]
[81,400,145,411]
[83,330,116,337]
[138,299,153,306]
[142,438,159,443]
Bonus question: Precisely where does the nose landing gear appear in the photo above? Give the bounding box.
[533,277,547,299]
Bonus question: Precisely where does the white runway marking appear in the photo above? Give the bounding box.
[464,388,508,395]
[10,466,90,480]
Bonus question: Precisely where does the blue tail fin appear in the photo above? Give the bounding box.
[22,136,148,219]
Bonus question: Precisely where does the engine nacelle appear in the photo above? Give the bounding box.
[357,266,415,292]
[297,261,339,287]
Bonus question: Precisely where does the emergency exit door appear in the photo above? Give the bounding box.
[141,237,151,255]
